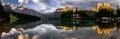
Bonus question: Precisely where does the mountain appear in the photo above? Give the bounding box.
[3,5,63,21]
[13,6,42,17]
[91,3,116,12]
[42,11,61,19]
[56,3,116,13]
[3,5,41,19]
[56,7,75,13]
[3,5,14,12]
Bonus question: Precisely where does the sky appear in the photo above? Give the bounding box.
[1,0,120,13]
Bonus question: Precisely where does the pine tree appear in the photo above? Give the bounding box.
[0,1,4,18]
[0,1,10,20]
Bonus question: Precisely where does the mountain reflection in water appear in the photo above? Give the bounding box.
[0,19,120,39]
[58,19,118,34]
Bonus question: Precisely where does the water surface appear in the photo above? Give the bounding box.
[0,18,120,39]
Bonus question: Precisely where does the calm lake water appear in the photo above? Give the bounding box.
[0,18,120,39]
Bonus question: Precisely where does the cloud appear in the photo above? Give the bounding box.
[2,0,119,13]
[31,0,58,13]
[18,0,29,4]
[1,24,95,39]
[30,0,119,13]
[32,0,41,3]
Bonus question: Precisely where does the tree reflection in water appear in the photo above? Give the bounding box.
[0,19,11,36]
[1,19,120,39]
[58,19,118,35]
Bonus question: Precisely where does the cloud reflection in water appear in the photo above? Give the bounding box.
[1,24,120,39]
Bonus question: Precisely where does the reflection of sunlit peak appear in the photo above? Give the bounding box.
[18,34,24,39]
[98,28,112,34]
[32,35,40,39]
[91,25,115,34]
[18,28,25,32]
[25,34,29,39]
[91,25,99,30]
[57,26,73,31]
[18,34,29,39]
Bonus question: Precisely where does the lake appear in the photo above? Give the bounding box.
[0,18,120,39]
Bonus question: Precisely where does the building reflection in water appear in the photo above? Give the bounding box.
[58,19,118,34]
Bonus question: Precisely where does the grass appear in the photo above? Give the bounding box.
[9,14,19,24]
